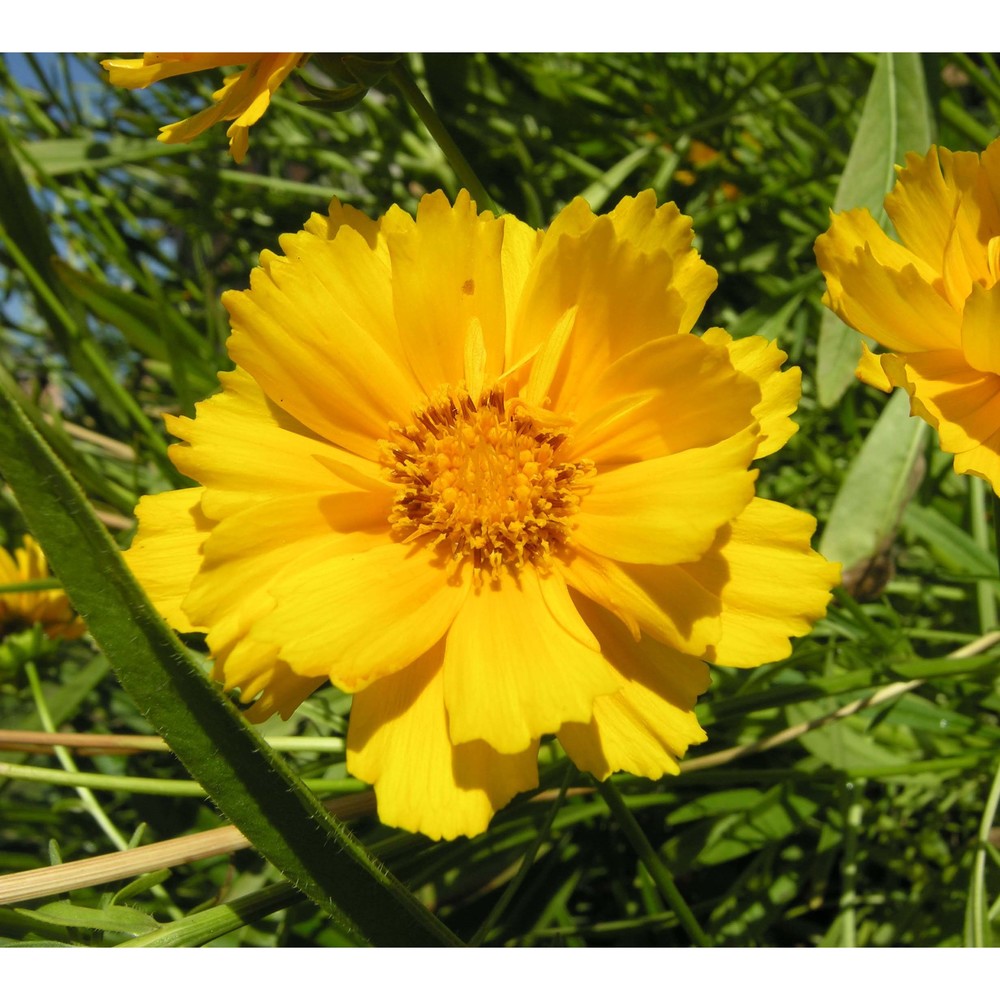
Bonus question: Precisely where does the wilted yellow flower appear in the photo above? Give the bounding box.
[101,53,304,163]
[816,139,1000,492]
[0,535,85,641]
[127,190,837,840]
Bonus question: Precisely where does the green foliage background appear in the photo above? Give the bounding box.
[1,52,999,947]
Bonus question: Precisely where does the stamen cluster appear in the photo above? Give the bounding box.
[381,386,593,579]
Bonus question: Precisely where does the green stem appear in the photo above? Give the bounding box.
[0,760,365,798]
[470,763,572,946]
[966,755,1000,946]
[0,578,61,594]
[595,778,712,947]
[24,664,128,850]
[389,61,498,214]
[972,478,997,631]
[993,492,1000,585]
[118,880,304,948]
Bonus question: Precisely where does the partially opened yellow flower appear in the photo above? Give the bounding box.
[101,54,304,163]
[0,535,85,641]
[127,190,838,839]
[816,139,1000,492]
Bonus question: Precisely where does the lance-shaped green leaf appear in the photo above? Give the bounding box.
[0,369,462,947]
[819,389,927,582]
[816,53,933,406]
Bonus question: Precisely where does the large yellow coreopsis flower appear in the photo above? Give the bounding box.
[0,535,85,641]
[127,191,838,839]
[816,139,1000,492]
[101,54,304,163]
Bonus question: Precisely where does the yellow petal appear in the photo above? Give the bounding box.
[607,191,717,333]
[251,539,471,689]
[304,197,383,248]
[559,596,709,780]
[685,497,840,667]
[101,54,255,88]
[224,226,421,459]
[700,328,801,459]
[881,349,1000,457]
[816,222,961,354]
[348,643,539,840]
[573,426,759,566]
[560,549,722,656]
[953,429,1000,494]
[961,281,1000,375]
[243,671,327,723]
[157,55,300,162]
[855,343,893,392]
[182,490,389,629]
[508,218,689,412]
[384,190,508,393]
[816,206,941,286]
[567,333,760,466]
[500,214,544,360]
[442,566,619,753]
[165,368,389,520]
[125,488,213,633]
[885,146,998,287]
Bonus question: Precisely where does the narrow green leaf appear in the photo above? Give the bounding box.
[110,870,172,906]
[578,143,657,212]
[16,901,160,937]
[21,135,189,176]
[902,504,1000,595]
[51,259,193,364]
[0,372,461,947]
[816,53,933,406]
[819,389,928,575]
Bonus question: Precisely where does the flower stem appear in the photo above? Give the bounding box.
[594,777,712,946]
[993,491,1000,584]
[966,753,1000,946]
[389,60,499,215]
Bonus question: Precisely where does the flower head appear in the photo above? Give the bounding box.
[127,190,838,840]
[816,139,1000,492]
[0,535,85,641]
[101,54,304,163]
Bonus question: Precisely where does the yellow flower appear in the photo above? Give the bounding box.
[127,191,838,840]
[0,535,85,641]
[101,53,304,163]
[816,139,1000,492]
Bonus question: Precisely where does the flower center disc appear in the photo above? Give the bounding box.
[381,386,593,579]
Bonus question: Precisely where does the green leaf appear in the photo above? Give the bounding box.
[902,503,1000,598]
[0,369,461,948]
[21,136,189,176]
[578,143,657,212]
[816,53,933,406]
[819,389,928,576]
[785,703,914,771]
[19,901,160,937]
[51,259,207,367]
